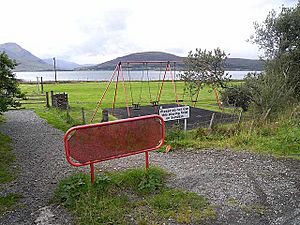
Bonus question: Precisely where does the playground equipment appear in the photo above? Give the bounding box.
[90,61,181,122]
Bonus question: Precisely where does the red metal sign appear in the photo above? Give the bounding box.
[64,115,164,182]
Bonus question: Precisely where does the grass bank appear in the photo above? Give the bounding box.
[165,111,300,160]
[54,167,216,224]
[0,115,21,214]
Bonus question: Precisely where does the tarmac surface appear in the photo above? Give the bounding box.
[108,104,238,129]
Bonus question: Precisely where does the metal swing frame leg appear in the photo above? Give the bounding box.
[157,62,180,106]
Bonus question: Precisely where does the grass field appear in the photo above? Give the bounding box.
[20,81,224,131]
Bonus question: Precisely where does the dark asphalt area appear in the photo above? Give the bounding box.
[107,104,238,129]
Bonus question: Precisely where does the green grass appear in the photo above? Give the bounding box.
[0,193,22,214]
[0,115,20,214]
[0,129,16,183]
[20,81,226,131]
[54,167,216,224]
[165,113,300,160]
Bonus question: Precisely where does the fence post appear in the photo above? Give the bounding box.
[40,77,44,93]
[101,109,109,122]
[36,77,40,93]
[50,91,54,106]
[237,109,243,125]
[66,93,69,109]
[81,107,86,125]
[45,92,50,108]
[208,113,215,130]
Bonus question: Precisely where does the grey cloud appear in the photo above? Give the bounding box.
[60,9,139,60]
[103,10,130,31]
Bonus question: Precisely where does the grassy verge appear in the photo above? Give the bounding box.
[0,117,16,183]
[54,167,216,224]
[165,113,300,160]
[0,115,21,214]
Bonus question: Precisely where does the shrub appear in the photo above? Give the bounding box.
[221,84,252,111]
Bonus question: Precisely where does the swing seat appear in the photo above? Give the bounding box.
[177,99,184,102]
[192,100,198,103]
[150,101,159,106]
[132,103,140,110]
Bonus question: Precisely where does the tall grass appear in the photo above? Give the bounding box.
[165,107,300,160]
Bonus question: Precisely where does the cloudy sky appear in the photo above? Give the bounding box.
[0,0,297,64]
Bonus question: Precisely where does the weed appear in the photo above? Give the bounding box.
[0,193,22,214]
[241,204,265,215]
[111,167,167,195]
[54,173,90,207]
[227,197,238,205]
[54,167,216,224]
[148,189,216,223]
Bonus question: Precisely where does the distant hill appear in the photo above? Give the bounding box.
[79,51,263,71]
[226,58,264,71]
[78,52,183,70]
[0,43,53,71]
[43,58,81,70]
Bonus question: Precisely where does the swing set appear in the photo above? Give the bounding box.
[90,61,182,122]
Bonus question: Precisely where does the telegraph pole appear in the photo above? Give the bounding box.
[53,57,57,82]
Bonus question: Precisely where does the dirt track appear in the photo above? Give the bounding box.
[0,110,299,225]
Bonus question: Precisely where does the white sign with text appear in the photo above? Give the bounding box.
[159,106,190,121]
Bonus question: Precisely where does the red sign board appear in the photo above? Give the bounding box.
[64,115,164,167]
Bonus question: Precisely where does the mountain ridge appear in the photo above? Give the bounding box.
[78,51,263,71]
[0,42,53,71]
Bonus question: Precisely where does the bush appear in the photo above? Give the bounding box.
[243,72,295,117]
[221,84,252,111]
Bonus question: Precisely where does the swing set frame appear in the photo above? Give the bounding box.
[90,61,181,123]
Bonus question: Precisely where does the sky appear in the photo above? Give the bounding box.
[0,0,298,64]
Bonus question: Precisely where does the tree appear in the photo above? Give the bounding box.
[0,52,23,112]
[250,3,300,100]
[181,48,230,101]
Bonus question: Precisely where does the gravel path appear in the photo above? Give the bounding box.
[0,110,75,225]
[1,110,300,225]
